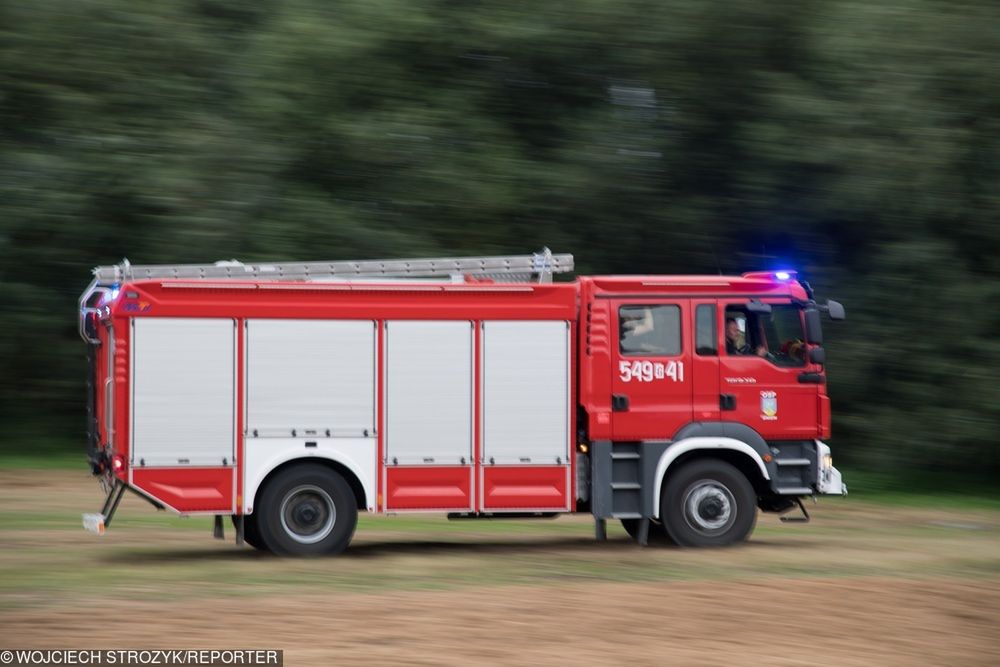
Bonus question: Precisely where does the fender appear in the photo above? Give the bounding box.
[651,436,770,519]
[673,421,771,457]
[243,437,375,514]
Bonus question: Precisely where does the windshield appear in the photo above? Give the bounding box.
[761,305,807,366]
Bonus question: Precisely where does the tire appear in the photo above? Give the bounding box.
[231,514,266,551]
[620,518,673,545]
[660,460,757,547]
[255,465,358,556]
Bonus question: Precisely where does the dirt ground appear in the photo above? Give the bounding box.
[6,578,1000,666]
[2,470,999,666]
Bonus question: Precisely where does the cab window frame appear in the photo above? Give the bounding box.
[618,304,683,357]
[695,304,717,356]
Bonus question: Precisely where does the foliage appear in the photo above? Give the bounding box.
[1,0,997,481]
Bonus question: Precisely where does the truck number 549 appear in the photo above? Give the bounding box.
[619,360,684,383]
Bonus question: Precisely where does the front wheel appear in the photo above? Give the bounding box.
[256,465,357,556]
[660,460,757,547]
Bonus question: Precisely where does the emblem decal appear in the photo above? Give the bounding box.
[760,391,778,421]
[123,300,152,313]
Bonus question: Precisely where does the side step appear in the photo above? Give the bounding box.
[775,487,814,495]
[779,498,811,523]
[82,512,107,536]
[81,479,126,536]
[590,440,670,546]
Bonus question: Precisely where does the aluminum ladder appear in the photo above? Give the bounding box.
[79,248,573,343]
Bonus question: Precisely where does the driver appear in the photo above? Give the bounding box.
[726,317,766,357]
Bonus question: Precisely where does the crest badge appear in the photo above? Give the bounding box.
[760,391,778,420]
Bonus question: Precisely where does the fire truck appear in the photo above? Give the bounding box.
[79,250,846,555]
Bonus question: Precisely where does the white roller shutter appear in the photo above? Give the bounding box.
[385,321,473,465]
[247,320,375,437]
[482,321,569,464]
[131,318,235,467]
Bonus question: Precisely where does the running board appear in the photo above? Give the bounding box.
[446,512,559,520]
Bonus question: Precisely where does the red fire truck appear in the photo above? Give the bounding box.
[79,250,846,555]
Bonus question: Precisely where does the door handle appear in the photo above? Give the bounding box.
[611,394,629,412]
[720,394,736,411]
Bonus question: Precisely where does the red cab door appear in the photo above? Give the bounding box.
[610,300,693,440]
[717,300,818,439]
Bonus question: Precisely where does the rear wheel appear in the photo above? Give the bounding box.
[256,465,357,556]
[660,460,757,547]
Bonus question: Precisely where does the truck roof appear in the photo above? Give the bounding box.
[581,272,809,300]
[113,270,808,301]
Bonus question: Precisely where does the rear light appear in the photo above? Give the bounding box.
[112,454,126,472]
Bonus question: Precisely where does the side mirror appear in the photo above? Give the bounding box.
[746,299,772,315]
[826,299,846,320]
[809,346,826,365]
[804,308,823,344]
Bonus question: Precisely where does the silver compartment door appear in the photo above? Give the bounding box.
[131,318,235,466]
[386,321,473,465]
[482,321,570,465]
[246,320,375,437]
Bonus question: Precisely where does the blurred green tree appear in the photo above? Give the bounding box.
[1,0,997,485]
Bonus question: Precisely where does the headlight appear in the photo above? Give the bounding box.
[821,454,833,470]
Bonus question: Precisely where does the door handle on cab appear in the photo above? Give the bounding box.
[720,394,737,411]
[611,394,629,412]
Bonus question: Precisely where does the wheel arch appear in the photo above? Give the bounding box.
[250,457,368,515]
[651,437,770,519]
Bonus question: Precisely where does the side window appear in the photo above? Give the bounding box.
[724,304,807,367]
[619,305,681,356]
[695,304,716,355]
[724,308,755,356]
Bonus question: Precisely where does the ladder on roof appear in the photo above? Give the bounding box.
[79,249,574,343]
[91,248,573,284]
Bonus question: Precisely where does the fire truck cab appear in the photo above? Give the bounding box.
[80,251,845,555]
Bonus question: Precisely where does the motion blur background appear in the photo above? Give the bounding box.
[0,0,997,490]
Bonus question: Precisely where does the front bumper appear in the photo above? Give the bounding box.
[815,440,847,495]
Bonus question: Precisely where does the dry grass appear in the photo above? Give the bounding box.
[1,470,998,665]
